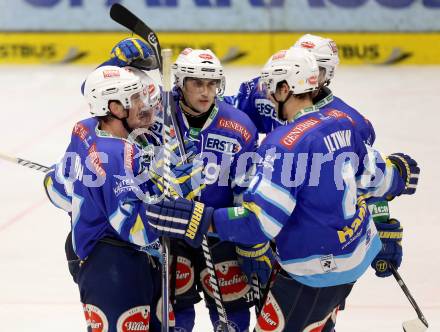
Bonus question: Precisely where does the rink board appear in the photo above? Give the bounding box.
[0,32,439,65]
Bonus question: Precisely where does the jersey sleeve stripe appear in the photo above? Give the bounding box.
[109,202,134,234]
[255,177,296,216]
[44,176,72,212]
[242,201,282,239]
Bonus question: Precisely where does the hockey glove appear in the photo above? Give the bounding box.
[146,197,213,248]
[111,37,157,69]
[236,242,277,286]
[150,162,206,200]
[387,153,419,195]
[371,218,403,278]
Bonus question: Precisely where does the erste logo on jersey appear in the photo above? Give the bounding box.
[280,118,321,149]
[255,99,277,121]
[116,306,150,332]
[217,117,251,143]
[201,260,250,302]
[205,133,241,154]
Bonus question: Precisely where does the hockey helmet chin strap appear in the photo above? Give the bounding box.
[272,91,293,122]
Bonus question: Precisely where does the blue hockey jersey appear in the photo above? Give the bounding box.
[174,95,258,208]
[212,107,404,288]
[225,77,375,146]
[44,117,160,260]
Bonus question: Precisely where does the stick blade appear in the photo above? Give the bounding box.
[403,318,428,332]
[109,3,139,31]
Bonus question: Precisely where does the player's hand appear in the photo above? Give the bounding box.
[150,162,206,200]
[111,37,155,67]
[146,197,213,248]
[387,153,419,196]
[236,242,276,286]
[371,218,403,278]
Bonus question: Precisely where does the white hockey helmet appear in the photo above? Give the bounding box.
[292,34,339,83]
[84,66,161,117]
[173,48,225,95]
[260,48,319,96]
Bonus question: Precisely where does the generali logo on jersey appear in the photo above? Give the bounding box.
[217,117,251,142]
[280,118,321,149]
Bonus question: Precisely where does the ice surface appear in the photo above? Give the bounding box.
[0,65,439,331]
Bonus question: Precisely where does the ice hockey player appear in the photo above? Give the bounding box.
[93,38,266,332]
[43,65,203,331]
[228,33,405,280]
[144,48,420,331]
[226,33,375,146]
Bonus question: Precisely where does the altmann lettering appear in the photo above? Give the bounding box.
[185,202,204,240]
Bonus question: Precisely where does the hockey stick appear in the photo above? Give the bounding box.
[390,264,429,332]
[0,152,51,173]
[110,5,231,331]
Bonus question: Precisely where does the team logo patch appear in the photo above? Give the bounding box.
[199,53,213,60]
[73,122,89,142]
[201,260,250,302]
[324,109,355,124]
[272,50,287,60]
[175,256,194,295]
[116,306,150,332]
[280,117,321,149]
[255,292,285,332]
[301,41,316,49]
[83,303,109,332]
[155,297,176,327]
[103,69,120,78]
[204,133,241,155]
[319,254,337,273]
[217,118,251,142]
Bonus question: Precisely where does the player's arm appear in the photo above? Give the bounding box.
[43,160,72,213]
[146,144,299,248]
[357,146,419,200]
